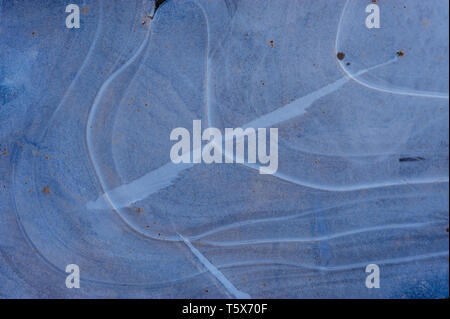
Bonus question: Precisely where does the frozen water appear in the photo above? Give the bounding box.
[0,0,448,298]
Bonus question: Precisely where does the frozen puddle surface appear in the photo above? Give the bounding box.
[1,0,448,298]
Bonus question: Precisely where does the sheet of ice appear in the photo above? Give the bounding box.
[0,0,448,298]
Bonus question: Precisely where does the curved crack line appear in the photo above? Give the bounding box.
[189,192,427,241]
[219,250,450,272]
[10,148,210,289]
[199,221,440,247]
[39,0,103,142]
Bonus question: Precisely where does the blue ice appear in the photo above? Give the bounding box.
[0,0,448,298]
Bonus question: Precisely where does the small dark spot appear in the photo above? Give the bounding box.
[397,50,405,57]
[337,52,345,60]
[346,62,351,66]
[399,157,425,162]
[31,31,36,35]
[43,185,51,194]
[446,227,449,233]
[269,40,274,48]
[137,208,143,213]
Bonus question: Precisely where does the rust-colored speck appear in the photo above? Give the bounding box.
[43,185,51,194]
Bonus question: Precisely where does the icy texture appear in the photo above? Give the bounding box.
[0,0,448,298]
